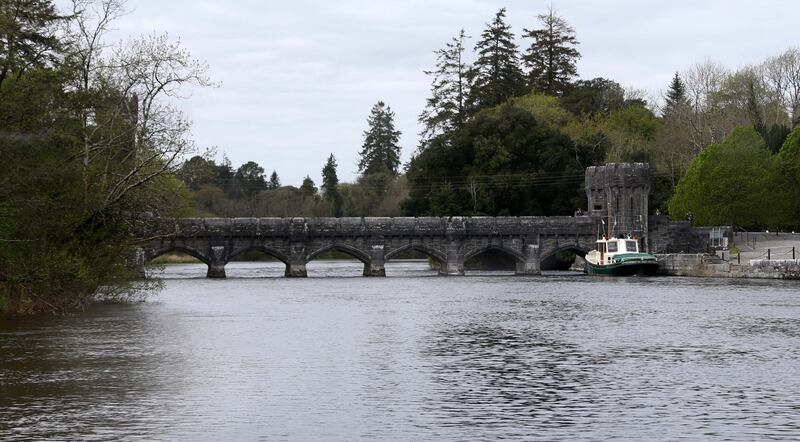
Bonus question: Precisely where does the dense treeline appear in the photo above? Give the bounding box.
[4,2,800,316]
[173,6,800,231]
[176,153,408,218]
[402,7,800,230]
[1,0,210,316]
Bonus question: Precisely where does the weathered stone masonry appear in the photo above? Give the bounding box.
[134,162,712,278]
[135,216,599,278]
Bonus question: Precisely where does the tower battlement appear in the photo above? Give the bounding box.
[585,163,650,241]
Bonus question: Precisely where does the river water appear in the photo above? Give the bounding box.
[2,261,800,440]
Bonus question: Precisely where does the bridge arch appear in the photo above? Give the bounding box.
[463,244,526,265]
[542,244,591,260]
[306,243,371,264]
[147,245,210,266]
[227,245,290,265]
[385,243,447,264]
[541,245,591,271]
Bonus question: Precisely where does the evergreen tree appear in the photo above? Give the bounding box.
[663,72,688,117]
[0,0,64,83]
[300,175,317,198]
[522,7,580,96]
[358,101,402,176]
[216,155,236,196]
[321,153,343,216]
[467,8,524,112]
[268,170,281,189]
[419,29,470,145]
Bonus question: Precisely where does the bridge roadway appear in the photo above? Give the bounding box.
[134,216,600,278]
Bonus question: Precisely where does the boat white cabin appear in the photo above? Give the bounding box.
[585,236,641,266]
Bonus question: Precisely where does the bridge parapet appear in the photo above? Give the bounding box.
[135,215,600,278]
[139,215,598,238]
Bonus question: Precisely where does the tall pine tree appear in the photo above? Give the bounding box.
[467,8,524,112]
[0,0,64,83]
[358,101,402,176]
[418,29,470,146]
[663,72,688,117]
[522,7,580,96]
[321,153,343,216]
[268,170,280,189]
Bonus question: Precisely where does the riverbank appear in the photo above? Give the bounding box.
[656,254,800,279]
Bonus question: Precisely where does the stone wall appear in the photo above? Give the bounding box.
[585,163,650,241]
[647,215,733,254]
[135,216,600,278]
[656,254,800,279]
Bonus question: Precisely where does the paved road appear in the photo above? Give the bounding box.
[720,232,800,263]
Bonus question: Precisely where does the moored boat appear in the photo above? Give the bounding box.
[584,236,658,276]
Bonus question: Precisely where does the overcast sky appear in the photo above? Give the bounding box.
[96,0,798,185]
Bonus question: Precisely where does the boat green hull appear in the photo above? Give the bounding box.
[585,260,659,276]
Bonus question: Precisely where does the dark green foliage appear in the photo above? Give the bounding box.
[663,72,688,117]
[759,123,791,154]
[419,29,470,145]
[178,156,219,190]
[561,77,625,115]
[268,170,281,189]
[0,0,64,83]
[0,0,211,316]
[300,175,317,198]
[778,128,800,228]
[358,101,402,176]
[403,103,585,216]
[467,8,524,112]
[522,7,580,96]
[0,65,191,315]
[668,128,790,229]
[322,153,343,216]
[234,161,268,197]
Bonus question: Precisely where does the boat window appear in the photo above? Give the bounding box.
[626,240,638,252]
[607,242,618,253]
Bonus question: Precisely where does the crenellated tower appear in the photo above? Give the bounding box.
[585,163,650,249]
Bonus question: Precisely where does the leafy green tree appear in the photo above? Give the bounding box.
[234,161,267,197]
[1,0,213,317]
[321,153,343,216]
[668,127,788,229]
[268,170,281,189]
[603,104,662,162]
[403,103,585,216]
[358,101,402,176]
[561,77,625,115]
[178,156,219,190]
[778,127,800,228]
[467,8,524,112]
[509,93,571,130]
[419,29,470,145]
[522,7,580,96]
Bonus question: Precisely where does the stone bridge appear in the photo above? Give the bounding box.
[134,163,670,278]
[135,216,600,278]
